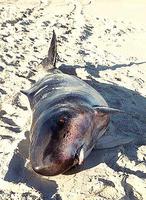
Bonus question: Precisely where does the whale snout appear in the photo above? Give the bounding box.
[32,165,59,176]
[32,165,49,176]
[31,157,75,176]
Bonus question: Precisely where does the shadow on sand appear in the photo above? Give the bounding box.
[60,62,146,179]
[4,131,62,200]
[4,61,146,199]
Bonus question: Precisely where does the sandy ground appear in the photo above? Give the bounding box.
[0,0,146,199]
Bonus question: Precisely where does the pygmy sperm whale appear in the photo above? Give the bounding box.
[22,31,122,176]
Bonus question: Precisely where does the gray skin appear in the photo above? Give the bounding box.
[22,31,122,176]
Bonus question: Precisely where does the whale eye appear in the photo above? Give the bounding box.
[57,115,69,127]
[58,117,65,124]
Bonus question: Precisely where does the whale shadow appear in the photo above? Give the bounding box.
[59,61,146,78]
[4,131,62,200]
[59,63,146,180]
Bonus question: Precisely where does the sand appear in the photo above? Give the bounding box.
[0,0,146,199]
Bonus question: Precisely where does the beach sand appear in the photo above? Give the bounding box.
[0,0,146,199]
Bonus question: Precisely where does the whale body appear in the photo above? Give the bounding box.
[22,31,122,176]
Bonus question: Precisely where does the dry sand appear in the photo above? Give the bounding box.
[0,0,146,199]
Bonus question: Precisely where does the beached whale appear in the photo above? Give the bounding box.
[22,31,122,176]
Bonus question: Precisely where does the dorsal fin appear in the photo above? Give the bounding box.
[21,31,58,105]
[41,30,57,70]
[48,30,57,67]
